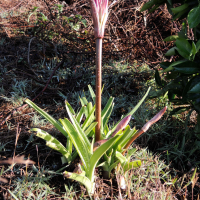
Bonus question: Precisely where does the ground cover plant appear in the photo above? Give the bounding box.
[0,0,199,199]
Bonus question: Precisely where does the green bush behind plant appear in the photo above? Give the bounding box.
[141,0,200,134]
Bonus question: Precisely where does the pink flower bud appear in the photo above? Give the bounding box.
[90,0,109,38]
[112,115,132,137]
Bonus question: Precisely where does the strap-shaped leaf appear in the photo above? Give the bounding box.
[112,126,132,151]
[63,171,94,194]
[101,97,114,119]
[111,87,151,133]
[76,106,85,123]
[102,101,114,133]
[60,118,90,169]
[88,84,96,103]
[115,151,127,164]
[66,102,76,115]
[82,104,95,131]
[127,87,151,116]
[119,127,137,150]
[25,99,68,138]
[88,135,119,182]
[108,160,120,173]
[126,148,137,160]
[86,102,93,115]
[79,98,89,117]
[31,128,71,160]
[85,122,97,136]
[65,101,91,150]
[66,135,73,155]
[80,97,88,107]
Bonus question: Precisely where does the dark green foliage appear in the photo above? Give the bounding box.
[141,0,200,134]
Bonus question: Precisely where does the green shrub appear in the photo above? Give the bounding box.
[141,0,200,133]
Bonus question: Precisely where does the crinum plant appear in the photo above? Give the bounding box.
[24,0,168,195]
[25,85,166,194]
[90,0,109,142]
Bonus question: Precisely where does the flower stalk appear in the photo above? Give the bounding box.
[95,38,102,141]
[90,0,109,141]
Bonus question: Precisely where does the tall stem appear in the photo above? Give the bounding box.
[95,38,102,142]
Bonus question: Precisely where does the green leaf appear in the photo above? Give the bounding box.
[178,21,187,39]
[188,4,200,28]
[63,171,94,194]
[160,62,171,69]
[81,19,87,27]
[164,35,179,42]
[172,9,189,21]
[60,118,90,169]
[176,38,192,59]
[140,0,156,12]
[196,39,200,52]
[39,12,48,21]
[66,135,73,155]
[148,4,160,13]
[89,135,119,182]
[112,126,131,151]
[82,105,95,131]
[76,106,85,123]
[173,61,200,74]
[183,76,200,100]
[101,97,114,119]
[165,47,178,56]
[66,102,76,115]
[102,98,114,133]
[167,0,172,6]
[128,87,151,116]
[191,41,197,56]
[126,148,137,160]
[65,101,91,151]
[108,160,120,173]
[115,151,127,164]
[171,4,189,14]
[111,87,151,133]
[31,128,71,160]
[80,97,88,107]
[188,82,200,93]
[88,85,96,104]
[119,127,137,150]
[86,102,93,115]
[25,99,68,137]
[163,60,187,72]
[85,122,97,136]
